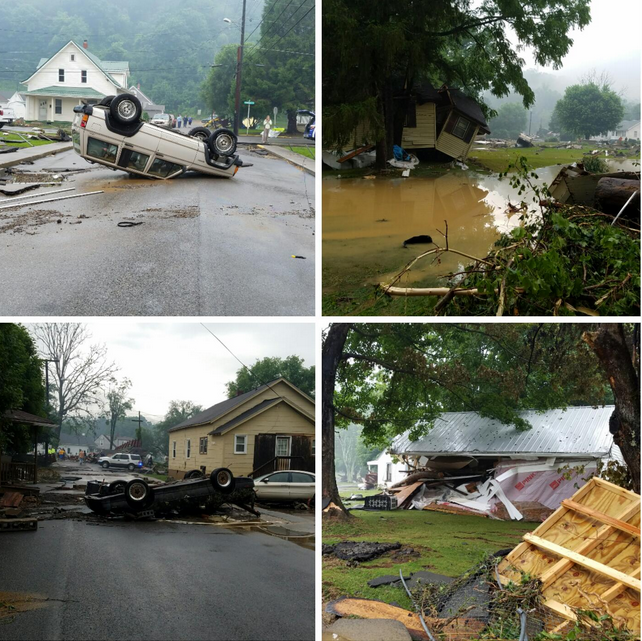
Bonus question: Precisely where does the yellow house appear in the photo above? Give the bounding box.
[167,378,315,480]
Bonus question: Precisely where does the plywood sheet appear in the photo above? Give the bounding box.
[498,478,640,634]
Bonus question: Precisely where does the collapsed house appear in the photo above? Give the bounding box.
[385,406,623,521]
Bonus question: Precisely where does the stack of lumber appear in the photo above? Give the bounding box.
[498,477,640,636]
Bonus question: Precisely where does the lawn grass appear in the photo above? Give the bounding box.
[288,145,315,159]
[323,509,533,608]
[0,132,53,147]
[141,472,169,482]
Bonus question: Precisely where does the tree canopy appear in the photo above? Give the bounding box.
[0,324,45,452]
[323,0,591,165]
[322,323,638,511]
[554,81,624,139]
[226,355,315,398]
[489,102,528,140]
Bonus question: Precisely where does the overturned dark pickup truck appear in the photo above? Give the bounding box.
[85,468,255,518]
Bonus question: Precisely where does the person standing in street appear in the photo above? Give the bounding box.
[177,114,182,129]
[262,115,271,143]
[79,449,85,465]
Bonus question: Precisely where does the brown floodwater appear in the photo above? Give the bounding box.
[322,160,638,293]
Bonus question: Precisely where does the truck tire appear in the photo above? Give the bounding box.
[208,129,237,157]
[98,95,115,107]
[109,93,142,125]
[125,479,154,509]
[101,461,110,469]
[184,469,204,479]
[188,127,211,142]
[109,480,127,495]
[210,468,235,494]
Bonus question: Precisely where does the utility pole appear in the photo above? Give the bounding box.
[42,358,59,465]
[233,0,247,136]
[131,411,143,442]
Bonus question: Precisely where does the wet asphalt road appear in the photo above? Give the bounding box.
[0,519,314,641]
[0,149,314,316]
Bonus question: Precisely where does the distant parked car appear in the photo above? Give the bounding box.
[150,113,172,129]
[297,109,315,140]
[72,93,247,180]
[0,105,15,128]
[98,453,143,471]
[253,470,315,502]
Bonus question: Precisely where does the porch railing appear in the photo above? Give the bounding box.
[0,461,36,484]
[249,456,305,479]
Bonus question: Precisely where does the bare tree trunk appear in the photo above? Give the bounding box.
[322,323,351,514]
[583,325,640,493]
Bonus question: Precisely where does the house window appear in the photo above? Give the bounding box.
[81,70,87,84]
[199,437,208,454]
[59,69,65,82]
[234,435,247,454]
[451,116,471,140]
[55,99,62,115]
[186,439,191,458]
[172,441,176,458]
[275,436,291,457]
[385,463,392,482]
[70,54,75,61]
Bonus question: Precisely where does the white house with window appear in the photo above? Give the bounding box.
[367,449,410,487]
[20,40,129,123]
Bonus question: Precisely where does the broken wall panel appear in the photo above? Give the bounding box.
[498,477,640,634]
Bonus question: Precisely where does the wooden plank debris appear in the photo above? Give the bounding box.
[337,144,375,163]
[0,492,24,508]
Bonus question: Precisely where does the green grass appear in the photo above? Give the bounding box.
[323,509,532,607]
[288,146,315,159]
[468,142,622,173]
[0,132,54,147]
[141,472,169,482]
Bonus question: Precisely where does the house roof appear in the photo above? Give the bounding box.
[209,398,281,435]
[59,431,96,447]
[22,86,106,99]
[617,120,640,131]
[3,410,55,428]
[391,406,618,459]
[29,41,127,88]
[168,378,312,433]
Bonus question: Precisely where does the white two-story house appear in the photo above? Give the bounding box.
[21,40,129,123]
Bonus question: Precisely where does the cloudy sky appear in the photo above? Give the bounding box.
[520,0,641,99]
[29,322,315,421]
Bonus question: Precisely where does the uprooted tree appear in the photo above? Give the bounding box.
[321,323,641,515]
[323,0,591,167]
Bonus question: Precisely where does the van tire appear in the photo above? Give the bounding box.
[99,95,115,107]
[210,468,235,494]
[110,94,142,125]
[208,129,237,157]
[128,463,135,471]
[125,479,153,509]
[188,127,211,142]
[185,469,204,479]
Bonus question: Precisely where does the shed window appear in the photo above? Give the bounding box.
[445,114,475,143]
[199,437,208,454]
[405,98,417,128]
[234,435,247,454]
[59,69,65,82]
[81,70,87,84]
[186,439,191,458]
[172,441,176,458]
[55,99,62,115]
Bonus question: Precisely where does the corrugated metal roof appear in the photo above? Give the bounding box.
[391,406,617,458]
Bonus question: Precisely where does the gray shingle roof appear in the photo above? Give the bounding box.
[391,406,617,458]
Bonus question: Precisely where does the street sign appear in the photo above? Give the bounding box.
[244,101,255,105]
[273,106,278,118]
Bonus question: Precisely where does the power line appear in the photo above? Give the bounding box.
[242,0,287,44]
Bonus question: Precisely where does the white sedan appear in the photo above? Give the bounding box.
[254,470,315,503]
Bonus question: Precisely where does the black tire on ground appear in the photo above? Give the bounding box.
[184,469,204,479]
[125,479,153,509]
[188,126,211,142]
[101,461,110,469]
[0,123,4,129]
[128,463,135,471]
[109,93,142,125]
[98,95,116,107]
[208,128,237,157]
[210,468,235,494]
[109,480,127,495]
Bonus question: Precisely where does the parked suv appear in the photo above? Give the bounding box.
[98,453,143,471]
[72,93,247,180]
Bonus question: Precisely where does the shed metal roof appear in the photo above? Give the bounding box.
[391,406,617,458]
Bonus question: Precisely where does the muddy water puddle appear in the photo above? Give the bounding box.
[323,168,554,291]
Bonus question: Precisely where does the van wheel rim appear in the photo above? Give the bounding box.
[129,483,147,501]
[217,471,231,487]
[117,100,137,121]
[216,134,233,152]
[195,132,208,141]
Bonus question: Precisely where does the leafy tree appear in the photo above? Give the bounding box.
[105,378,134,449]
[554,82,624,139]
[321,323,633,513]
[323,0,591,168]
[489,102,528,139]
[240,0,315,133]
[0,324,45,452]
[226,356,315,398]
[200,44,239,118]
[154,400,204,456]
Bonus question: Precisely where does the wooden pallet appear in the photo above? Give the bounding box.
[498,477,640,635]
